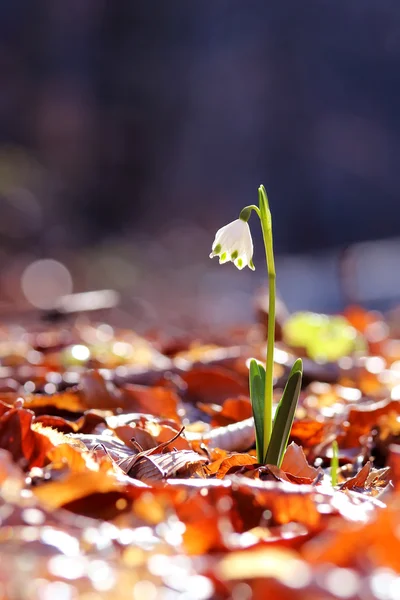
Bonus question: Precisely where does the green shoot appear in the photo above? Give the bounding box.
[331,440,339,487]
[246,186,303,465]
[211,184,303,466]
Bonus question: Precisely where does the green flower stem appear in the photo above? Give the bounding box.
[241,188,276,460]
[258,185,275,457]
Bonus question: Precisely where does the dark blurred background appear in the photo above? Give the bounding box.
[0,1,400,330]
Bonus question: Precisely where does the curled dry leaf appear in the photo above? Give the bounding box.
[118,426,207,481]
[281,442,322,482]
[34,411,106,434]
[186,417,255,452]
[122,450,208,482]
[206,453,258,478]
[0,405,53,470]
[114,424,157,451]
[114,421,191,452]
[340,461,372,490]
[70,432,136,463]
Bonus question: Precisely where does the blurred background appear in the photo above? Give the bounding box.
[0,1,400,332]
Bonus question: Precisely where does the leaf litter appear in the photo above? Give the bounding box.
[0,308,400,598]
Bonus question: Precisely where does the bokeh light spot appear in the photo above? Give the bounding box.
[21,259,73,309]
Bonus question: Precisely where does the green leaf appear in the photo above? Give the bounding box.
[249,358,266,463]
[264,358,303,467]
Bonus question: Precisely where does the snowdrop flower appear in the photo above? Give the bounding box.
[210,218,255,270]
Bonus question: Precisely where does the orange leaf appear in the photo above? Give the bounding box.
[0,406,53,469]
[119,384,180,421]
[207,453,257,478]
[281,443,320,481]
[180,367,248,405]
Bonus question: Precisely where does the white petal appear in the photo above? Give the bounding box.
[234,255,246,270]
[210,218,254,270]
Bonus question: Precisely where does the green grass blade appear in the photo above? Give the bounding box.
[331,440,339,487]
[249,359,266,463]
[264,358,303,467]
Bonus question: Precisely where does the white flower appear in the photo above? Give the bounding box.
[209,218,255,270]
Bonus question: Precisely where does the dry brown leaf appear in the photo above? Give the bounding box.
[303,501,400,571]
[186,417,255,452]
[71,432,136,462]
[0,406,53,470]
[341,461,372,490]
[79,370,113,409]
[342,398,400,448]
[122,450,208,482]
[289,420,326,449]
[22,391,84,413]
[209,453,258,478]
[117,424,206,481]
[119,384,180,421]
[34,411,106,434]
[198,397,253,427]
[180,366,248,405]
[33,471,123,508]
[388,444,400,490]
[47,443,97,473]
[0,448,24,488]
[281,442,321,481]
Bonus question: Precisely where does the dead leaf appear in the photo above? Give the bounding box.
[33,471,124,508]
[0,406,53,469]
[208,453,258,478]
[122,450,208,482]
[119,384,180,421]
[281,442,321,481]
[34,411,106,434]
[186,417,255,452]
[388,444,400,490]
[22,391,84,413]
[341,461,372,490]
[343,398,400,448]
[289,420,326,449]
[0,448,24,488]
[180,366,248,405]
[199,397,253,427]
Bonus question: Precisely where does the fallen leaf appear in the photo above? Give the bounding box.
[199,397,253,427]
[281,442,321,481]
[209,453,258,478]
[119,384,180,421]
[341,461,372,490]
[122,450,208,482]
[33,471,122,508]
[186,417,255,452]
[180,367,248,405]
[0,406,53,469]
[289,420,326,449]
